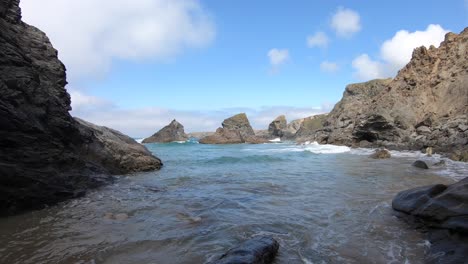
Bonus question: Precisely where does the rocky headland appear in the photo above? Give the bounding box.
[0,0,161,216]
[296,28,467,160]
[142,119,188,143]
[199,113,268,144]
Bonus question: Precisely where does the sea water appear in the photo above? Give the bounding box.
[0,141,467,263]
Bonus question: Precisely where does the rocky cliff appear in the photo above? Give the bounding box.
[199,113,268,144]
[142,119,188,143]
[0,0,161,216]
[304,28,468,157]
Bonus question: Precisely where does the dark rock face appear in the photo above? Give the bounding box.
[200,113,268,144]
[0,0,161,216]
[392,177,468,263]
[210,236,279,264]
[268,115,287,138]
[75,118,162,173]
[295,114,327,142]
[142,119,188,143]
[369,149,391,159]
[300,28,468,157]
[412,160,429,169]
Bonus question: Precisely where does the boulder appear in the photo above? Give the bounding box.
[0,0,161,216]
[210,236,279,264]
[392,177,468,263]
[412,160,429,169]
[142,119,188,143]
[369,149,391,159]
[200,113,268,144]
[75,118,162,173]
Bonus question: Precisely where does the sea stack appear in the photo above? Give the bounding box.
[268,115,287,138]
[142,119,188,143]
[0,0,161,216]
[199,113,268,144]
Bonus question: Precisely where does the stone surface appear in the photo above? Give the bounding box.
[0,0,161,216]
[392,177,468,263]
[298,28,468,156]
[268,115,287,138]
[412,160,429,169]
[142,119,188,143]
[295,114,328,142]
[369,149,391,159]
[200,113,268,144]
[210,236,279,264]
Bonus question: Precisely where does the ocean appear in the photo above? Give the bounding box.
[1,141,467,263]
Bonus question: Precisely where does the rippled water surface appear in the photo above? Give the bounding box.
[1,142,467,263]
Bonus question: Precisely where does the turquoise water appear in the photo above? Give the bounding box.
[1,142,466,263]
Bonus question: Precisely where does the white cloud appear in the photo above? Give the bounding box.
[20,0,215,81]
[352,24,449,81]
[307,31,329,48]
[70,92,331,137]
[320,61,339,73]
[268,48,290,67]
[351,54,384,80]
[330,7,361,38]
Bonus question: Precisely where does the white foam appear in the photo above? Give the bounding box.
[303,141,351,154]
[173,141,186,144]
[269,138,281,142]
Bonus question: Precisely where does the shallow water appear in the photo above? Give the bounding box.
[1,142,466,264]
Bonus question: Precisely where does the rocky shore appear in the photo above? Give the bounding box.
[0,0,161,216]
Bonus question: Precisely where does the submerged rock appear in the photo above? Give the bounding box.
[412,160,429,169]
[392,177,468,263]
[210,236,279,264]
[369,149,391,159]
[142,119,188,143]
[200,113,268,144]
[0,0,161,216]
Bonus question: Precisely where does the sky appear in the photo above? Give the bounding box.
[20,0,468,137]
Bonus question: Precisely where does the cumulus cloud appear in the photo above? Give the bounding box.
[71,92,331,137]
[352,24,449,80]
[267,48,290,73]
[330,7,361,38]
[307,31,329,48]
[320,61,339,73]
[20,0,215,81]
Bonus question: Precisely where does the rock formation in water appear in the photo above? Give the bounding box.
[142,119,188,143]
[199,113,268,144]
[298,28,468,158]
[392,178,468,263]
[188,131,215,139]
[295,114,328,141]
[268,115,287,138]
[210,236,279,264]
[0,0,162,216]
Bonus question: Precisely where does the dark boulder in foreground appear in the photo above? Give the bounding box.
[369,149,391,159]
[142,119,188,143]
[412,160,429,169]
[0,0,161,216]
[392,177,468,263]
[210,236,279,264]
[200,113,268,144]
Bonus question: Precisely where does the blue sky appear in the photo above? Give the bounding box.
[21,0,468,136]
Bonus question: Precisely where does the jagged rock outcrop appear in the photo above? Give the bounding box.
[295,114,328,141]
[200,113,268,144]
[393,177,468,263]
[302,28,468,157]
[268,115,287,138]
[142,119,188,143]
[188,131,214,139]
[0,0,161,216]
